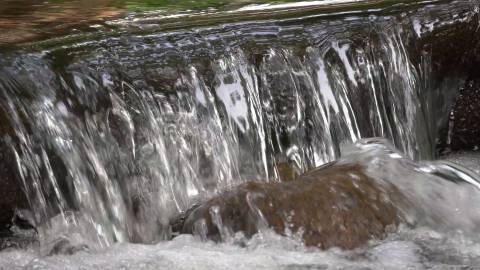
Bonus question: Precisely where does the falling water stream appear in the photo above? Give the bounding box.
[0,0,480,269]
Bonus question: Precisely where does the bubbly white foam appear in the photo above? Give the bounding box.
[2,226,480,270]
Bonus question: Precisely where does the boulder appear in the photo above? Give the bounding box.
[178,163,402,250]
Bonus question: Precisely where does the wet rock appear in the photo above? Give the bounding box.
[276,162,300,182]
[47,238,89,256]
[0,143,26,230]
[0,103,36,250]
[0,106,29,232]
[437,77,480,154]
[0,228,37,251]
[178,163,401,250]
[0,0,123,44]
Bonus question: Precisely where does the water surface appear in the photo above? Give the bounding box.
[0,0,479,269]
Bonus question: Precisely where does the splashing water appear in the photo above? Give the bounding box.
[2,139,480,269]
[0,0,478,257]
[343,138,480,235]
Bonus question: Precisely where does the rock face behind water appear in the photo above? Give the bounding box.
[437,78,480,154]
[179,164,401,250]
[0,107,29,232]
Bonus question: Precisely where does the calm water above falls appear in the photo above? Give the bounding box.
[0,0,480,268]
[0,0,366,43]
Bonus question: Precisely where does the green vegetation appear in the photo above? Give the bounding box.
[43,0,303,12]
[40,0,423,13]
[115,0,304,12]
[115,0,232,12]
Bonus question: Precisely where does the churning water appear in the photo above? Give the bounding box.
[3,139,480,269]
[0,0,479,268]
[1,228,480,269]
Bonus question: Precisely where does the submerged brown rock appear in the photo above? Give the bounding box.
[178,163,402,250]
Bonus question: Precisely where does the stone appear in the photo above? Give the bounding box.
[437,77,480,154]
[178,163,402,250]
[0,105,29,232]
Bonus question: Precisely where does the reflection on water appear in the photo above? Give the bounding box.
[0,0,477,252]
[0,0,364,44]
[0,0,479,269]
[0,0,124,43]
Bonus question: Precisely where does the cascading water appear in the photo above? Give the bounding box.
[0,0,480,268]
[4,139,480,269]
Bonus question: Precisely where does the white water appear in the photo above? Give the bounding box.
[1,17,431,248]
[3,140,480,269]
[2,226,480,270]
[0,1,479,268]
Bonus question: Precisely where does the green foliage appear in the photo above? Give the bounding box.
[112,0,301,12]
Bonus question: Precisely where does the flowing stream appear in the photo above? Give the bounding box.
[3,139,480,269]
[0,0,480,268]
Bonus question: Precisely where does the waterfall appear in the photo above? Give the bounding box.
[0,0,477,251]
